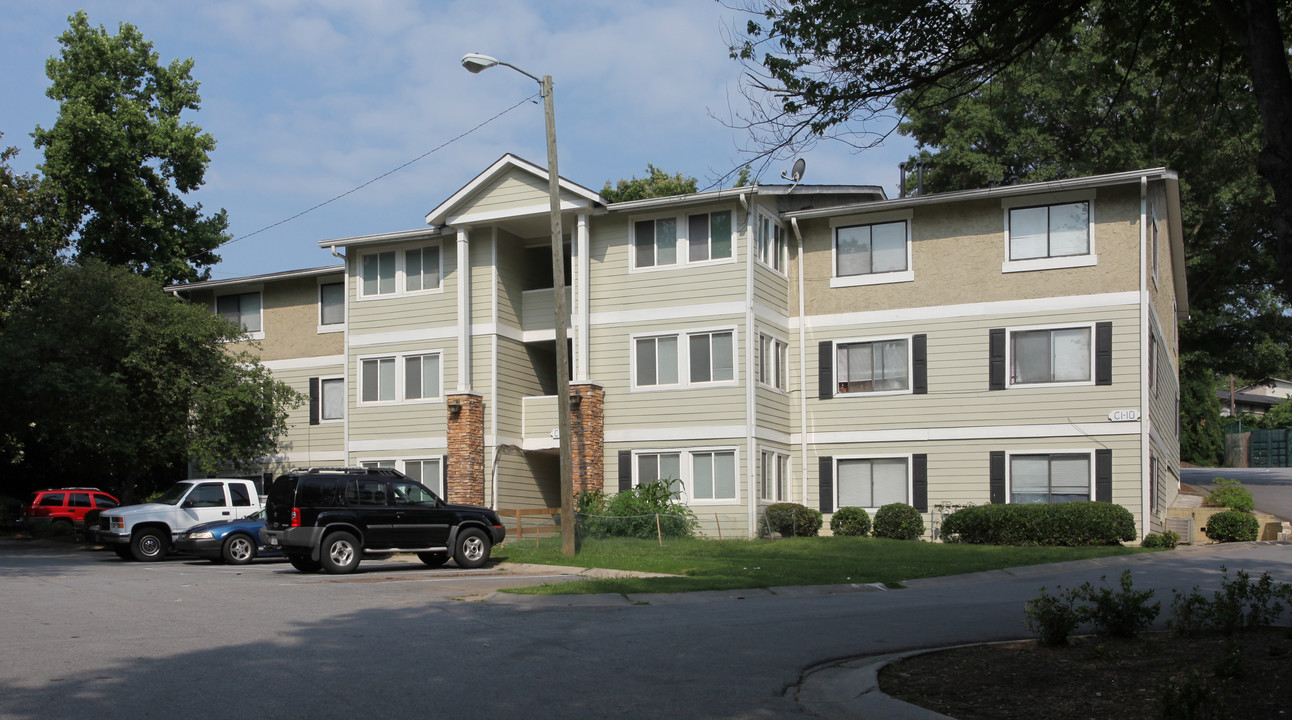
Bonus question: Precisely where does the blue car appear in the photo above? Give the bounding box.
[174,509,281,565]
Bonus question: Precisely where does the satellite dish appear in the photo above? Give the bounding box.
[781,158,806,183]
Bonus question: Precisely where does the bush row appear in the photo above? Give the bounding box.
[941,502,1135,546]
[767,503,927,540]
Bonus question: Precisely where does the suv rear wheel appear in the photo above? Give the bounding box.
[320,531,361,574]
[131,528,169,562]
[453,528,491,569]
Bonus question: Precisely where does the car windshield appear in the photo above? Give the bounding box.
[154,482,194,506]
[246,509,264,520]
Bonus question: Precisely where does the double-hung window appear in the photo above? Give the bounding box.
[837,457,909,508]
[634,218,678,269]
[1010,326,1091,385]
[635,329,735,389]
[837,339,909,394]
[759,334,788,390]
[217,292,262,336]
[687,211,733,262]
[1009,453,1090,504]
[836,221,908,277]
[319,282,344,328]
[756,211,785,272]
[760,451,789,501]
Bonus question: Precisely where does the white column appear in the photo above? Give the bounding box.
[457,226,472,393]
[576,211,590,382]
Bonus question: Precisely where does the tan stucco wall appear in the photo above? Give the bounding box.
[188,273,345,361]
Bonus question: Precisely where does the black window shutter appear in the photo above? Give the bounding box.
[989,451,1006,504]
[441,455,449,487]
[308,377,320,425]
[912,334,927,394]
[818,341,834,400]
[989,329,1006,390]
[818,456,834,513]
[1096,449,1112,502]
[1095,322,1113,385]
[912,454,928,512]
[618,450,633,492]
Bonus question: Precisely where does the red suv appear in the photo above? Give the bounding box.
[21,488,120,530]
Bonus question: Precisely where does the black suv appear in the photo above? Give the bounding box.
[261,467,505,574]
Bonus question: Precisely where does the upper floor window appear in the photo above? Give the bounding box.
[404,354,442,401]
[321,378,344,421]
[634,217,678,269]
[360,351,443,404]
[361,252,396,297]
[405,246,441,292]
[756,211,785,273]
[1009,202,1089,260]
[319,282,344,327]
[359,243,442,298]
[688,211,733,262]
[633,210,735,270]
[837,338,909,394]
[361,357,395,403]
[759,334,788,391]
[1009,453,1090,504]
[836,220,908,277]
[689,331,734,384]
[216,291,262,336]
[1011,326,1091,386]
[634,329,736,390]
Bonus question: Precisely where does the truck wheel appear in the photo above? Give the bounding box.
[320,531,361,574]
[417,552,449,568]
[130,529,169,562]
[453,528,491,569]
[222,534,256,565]
[113,546,134,561]
[287,555,321,573]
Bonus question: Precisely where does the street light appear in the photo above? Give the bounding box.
[462,52,576,557]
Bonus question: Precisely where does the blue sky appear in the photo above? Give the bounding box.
[1,1,916,280]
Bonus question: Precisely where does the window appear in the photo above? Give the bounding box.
[837,457,909,508]
[1009,202,1089,260]
[38,493,65,507]
[230,483,251,507]
[217,292,262,334]
[348,478,388,505]
[321,378,344,421]
[405,246,441,292]
[689,331,734,384]
[188,483,227,507]
[637,452,682,496]
[691,451,737,501]
[404,458,444,497]
[360,460,395,469]
[1011,327,1091,385]
[836,220,908,277]
[361,357,396,403]
[688,211,733,262]
[759,334,788,390]
[756,211,785,272]
[319,282,344,326]
[635,335,679,387]
[361,251,396,296]
[94,495,119,509]
[68,493,92,508]
[1010,453,1090,504]
[837,339,908,394]
[404,354,441,401]
[634,218,677,268]
[760,451,789,501]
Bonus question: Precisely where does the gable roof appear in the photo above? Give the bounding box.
[424,153,603,228]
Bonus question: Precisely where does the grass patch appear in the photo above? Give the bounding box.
[492,536,1147,595]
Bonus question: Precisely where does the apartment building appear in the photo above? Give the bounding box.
[173,154,1186,539]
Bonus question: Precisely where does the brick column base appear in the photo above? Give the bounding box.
[570,383,605,496]
[446,393,485,506]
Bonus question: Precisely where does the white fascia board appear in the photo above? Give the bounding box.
[424,153,603,227]
[167,264,344,292]
[315,227,448,251]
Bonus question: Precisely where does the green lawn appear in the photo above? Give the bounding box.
[492,535,1149,595]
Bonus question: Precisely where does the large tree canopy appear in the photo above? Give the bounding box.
[0,261,300,499]
[601,164,698,203]
[0,135,67,322]
[733,0,1292,300]
[32,11,227,285]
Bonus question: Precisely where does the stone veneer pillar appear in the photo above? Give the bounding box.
[446,392,485,506]
[569,383,605,496]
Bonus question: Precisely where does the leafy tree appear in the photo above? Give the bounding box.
[601,164,698,203]
[1180,357,1226,466]
[0,261,301,500]
[732,0,1292,304]
[32,11,227,285]
[0,136,67,321]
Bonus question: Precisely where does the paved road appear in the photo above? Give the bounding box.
[1181,467,1292,520]
[1,540,1289,720]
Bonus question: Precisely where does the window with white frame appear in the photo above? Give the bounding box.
[1008,202,1090,260]
[759,334,788,390]
[216,292,262,334]
[405,245,441,292]
[1009,453,1090,504]
[837,457,909,508]
[836,338,909,394]
[360,459,396,469]
[361,352,442,404]
[636,452,683,496]
[1010,326,1091,385]
[404,354,442,401]
[361,251,396,297]
[633,217,678,269]
[635,329,735,389]
[404,458,444,497]
[756,211,785,272]
[688,211,733,262]
[836,220,908,277]
[320,378,344,421]
[361,357,395,403]
[319,282,344,327]
[691,450,737,501]
[359,243,441,298]
[760,450,789,501]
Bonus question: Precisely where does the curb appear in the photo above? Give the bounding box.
[796,649,959,719]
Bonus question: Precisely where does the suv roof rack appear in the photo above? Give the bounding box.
[289,466,407,477]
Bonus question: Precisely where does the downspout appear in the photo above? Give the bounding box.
[745,193,758,537]
[331,245,351,466]
[792,217,808,506]
[1139,177,1151,539]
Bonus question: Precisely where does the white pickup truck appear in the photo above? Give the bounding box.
[96,479,263,561]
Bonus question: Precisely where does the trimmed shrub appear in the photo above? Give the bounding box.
[1140,530,1181,549]
[1203,510,1260,543]
[764,503,823,537]
[829,506,871,536]
[1204,479,1255,512]
[872,503,924,540]
[940,502,1135,546]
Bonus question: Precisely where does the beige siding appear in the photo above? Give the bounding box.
[347,338,454,444]
[496,337,546,439]
[753,262,789,314]
[456,169,551,218]
[495,229,526,328]
[271,363,346,464]
[495,450,560,509]
[348,239,457,335]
